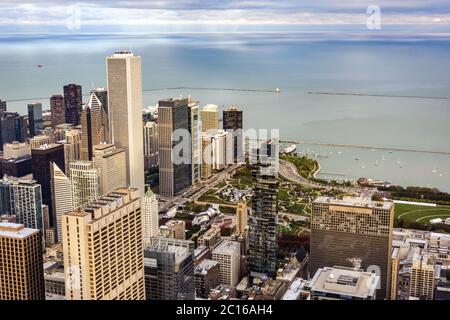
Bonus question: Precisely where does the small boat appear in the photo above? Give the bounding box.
[362,162,366,169]
[389,151,393,154]
[374,160,379,167]
[382,155,385,161]
[276,88,281,93]
[355,157,360,161]
[37,64,43,68]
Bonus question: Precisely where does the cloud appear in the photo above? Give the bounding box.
[0,0,449,29]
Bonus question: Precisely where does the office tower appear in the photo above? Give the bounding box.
[107,52,144,196]
[81,93,106,160]
[62,188,145,300]
[248,142,279,280]
[188,99,201,184]
[11,179,43,232]
[92,143,127,195]
[69,161,100,209]
[160,220,186,240]
[309,266,380,300]
[41,204,55,247]
[390,248,400,300]
[3,141,31,159]
[197,225,221,248]
[50,95,65,128]
[30,134,51,149]
[201,133,213,179]
[142,189,159,248]
[194,259,220,299]
[59,128,82,175]
[0,99,6,112]
[223,106,243,163]
[144,237,195,300]
[0,222,45,300]
[143,121,159,171]
[91,88,109,142]
[158,98,191,198]
[409,253,436,300]
[55,123,74,141]
[0,112,27,149]
[235,200,248,235]
[31,143,65,228]
[211,129,233,170]
[212,240,241,286]
[51,163,73,243]
[0,155,32,178]
[63,84,82,126]
[310,196,394,300]
[249,138,279,176]
[0,178,13,215]
[201,104,219,132]
[27,102,43,137]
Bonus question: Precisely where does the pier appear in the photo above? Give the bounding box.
[282,140,450,156]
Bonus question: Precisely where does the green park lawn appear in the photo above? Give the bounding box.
[395,203,450,224]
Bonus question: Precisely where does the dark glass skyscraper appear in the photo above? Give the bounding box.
[27,103,43,137]
[63,84,82,126]
[223,106,243,163]
[0,99,6,112]
[50,95,65,128]
[31,144,65,228]
[158,98,191,198]
[0,112,27,150]
[248,140,279,281]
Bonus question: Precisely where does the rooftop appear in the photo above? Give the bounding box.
[315,196,394,210]
[0,222,38,239]
[310,266,379,299]
[195,259,219,275]
[212,240,240,256]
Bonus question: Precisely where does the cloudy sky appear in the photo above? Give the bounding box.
[0,0,449,32]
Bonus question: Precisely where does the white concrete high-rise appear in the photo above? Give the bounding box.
[69,161,100,209]
[107,51,145,196]
[51,162,73,243]
[142,189,159,248]
[92,143,127,195]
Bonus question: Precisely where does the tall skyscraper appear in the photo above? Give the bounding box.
[30,134,51,149]
[310,196,394,300]
[143,121,159,171]
[248,140,279,280]
[31,143,65,228]
[62,188,145,300]
[223,106,243,163]
[142,189,159,248]
[69,161,100,209]
[27,103,43,137]
[81,93,105,160]
[10,179,43,234]
[63,84,83,126]
[188,99,201,184]
[212,240,241,286]
[409,253,436,300]
[0,223,45,300]
[92,143,127,195]
[50,95,65,128]
[211,129,233,171]
[0,99,6,112]
[144,237,195,300]
[107,51,145,196]
[158,98,191,198]
[201,104,219,132]
[235,200,248,235]
[201,133,213,179]
[91,88,109,142]
[0,112,27,149]
[51,163,73,243]
[59,128,82,175]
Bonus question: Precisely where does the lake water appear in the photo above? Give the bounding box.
[1,33,449,191]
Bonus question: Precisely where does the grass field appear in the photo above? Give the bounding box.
[395,203,450,224]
